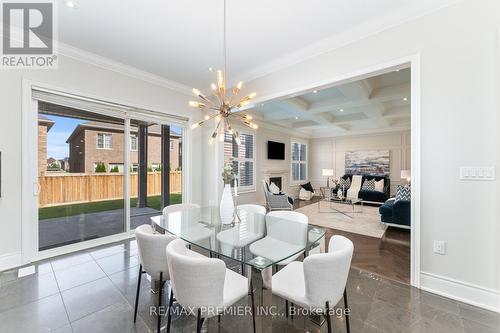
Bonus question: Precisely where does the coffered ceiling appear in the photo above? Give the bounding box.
[246,67,411,138]
[57,0,457,89]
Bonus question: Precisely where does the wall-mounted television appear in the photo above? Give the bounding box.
[267,141,285,160]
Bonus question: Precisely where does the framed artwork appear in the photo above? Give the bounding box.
[345,150,390,175]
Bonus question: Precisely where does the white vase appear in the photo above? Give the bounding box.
[220,184,235,225]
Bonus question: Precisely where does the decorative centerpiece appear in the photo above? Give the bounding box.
[337,185,344,200]
[220,160,235,224]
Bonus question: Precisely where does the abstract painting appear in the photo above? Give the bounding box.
[345,150,390,175]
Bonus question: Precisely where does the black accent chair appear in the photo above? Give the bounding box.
[340,174,390,204]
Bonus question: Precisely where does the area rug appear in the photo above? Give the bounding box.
[296,201,387,238]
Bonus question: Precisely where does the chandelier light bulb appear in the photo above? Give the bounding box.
[192,88,201,96]
[211,83,217,91]
[209,130,218,144]
[245,115,253,120]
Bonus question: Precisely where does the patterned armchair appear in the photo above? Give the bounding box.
[262,180,293,211]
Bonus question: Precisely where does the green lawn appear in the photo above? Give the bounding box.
[39,194,182,220]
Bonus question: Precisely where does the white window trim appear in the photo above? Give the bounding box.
[130,135,137,151]
[96,133,112,150]
[290,138,308,185]
[225,128,256,194]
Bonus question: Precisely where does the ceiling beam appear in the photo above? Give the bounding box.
[306,82,410,114]
[382,105,411,118]
[270,97,348,132]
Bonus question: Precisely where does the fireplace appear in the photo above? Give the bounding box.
[269,176,282,191]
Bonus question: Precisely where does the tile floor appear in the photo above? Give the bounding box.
[0,238,498,333]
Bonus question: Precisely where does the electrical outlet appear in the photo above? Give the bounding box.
[433,241,446,255]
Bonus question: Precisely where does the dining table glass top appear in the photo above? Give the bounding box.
[150,206,326,270]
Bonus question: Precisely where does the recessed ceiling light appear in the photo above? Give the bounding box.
[313,90,318,94]
[403,97,408,101]
[340,108,344,112]
[208,67,214,72]
[295,117,299,120]
[65,1,76,8]
[395,69,400,72]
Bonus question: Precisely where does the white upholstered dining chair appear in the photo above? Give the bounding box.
[249,210,309,267]
[216,204,266,273]
[134,224,205,332]
[134,224,176,333]
[161,203,213,250]
[166,238,256,333]
[271,235,354,333]
[162,203,200,215]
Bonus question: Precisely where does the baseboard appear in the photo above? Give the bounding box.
[420,271,499,313]
[0,251,23,272]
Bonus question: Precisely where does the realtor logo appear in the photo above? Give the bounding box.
[1,1,58,68]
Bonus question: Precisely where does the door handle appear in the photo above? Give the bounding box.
[33,182,41,196]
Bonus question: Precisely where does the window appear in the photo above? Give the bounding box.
[170,140,174,150]
[96,133,112,149]
[130,135,137,151]
[224,130,255,191]
[291,141,307,183]
[109,163,124,172]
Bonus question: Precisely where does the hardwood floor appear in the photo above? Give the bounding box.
[294,196,411,284]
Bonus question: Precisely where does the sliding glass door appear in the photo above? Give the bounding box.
[129,121,184,229]
[36,99,185,252]
[37,102,126,250]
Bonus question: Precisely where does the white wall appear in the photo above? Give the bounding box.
[0,54,203,267]
[244,0,500,310]
[309,131,411,195]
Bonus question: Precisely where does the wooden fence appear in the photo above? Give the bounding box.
[39,171,182,207]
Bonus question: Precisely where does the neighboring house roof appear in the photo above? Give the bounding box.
[66,121,182,143]
[38,115,55,131]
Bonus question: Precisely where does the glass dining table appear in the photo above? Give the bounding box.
[149,206,326,332]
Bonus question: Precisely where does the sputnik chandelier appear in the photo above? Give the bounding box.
[189,0,258,145]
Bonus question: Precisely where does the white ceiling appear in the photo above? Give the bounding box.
[247,67,411,137]
[58,0,457,89]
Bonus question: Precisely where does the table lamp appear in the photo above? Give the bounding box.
[322,169,334,187]
[401,169,411,185]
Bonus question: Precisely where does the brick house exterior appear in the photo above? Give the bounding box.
[38,116,54,175]
[66,121,181,173]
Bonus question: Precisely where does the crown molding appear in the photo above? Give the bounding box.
[58,42,193,96]
[308,126,411,140]
[237,0,461,83]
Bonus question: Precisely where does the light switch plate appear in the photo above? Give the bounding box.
[460,167,495,180]
[433,241,446,255]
